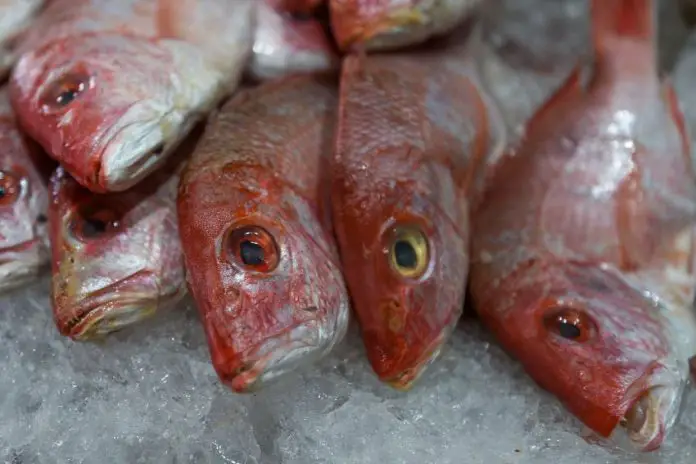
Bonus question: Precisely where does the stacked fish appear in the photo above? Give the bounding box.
[1,0,695,455]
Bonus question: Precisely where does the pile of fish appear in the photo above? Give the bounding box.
[1,0,695,456]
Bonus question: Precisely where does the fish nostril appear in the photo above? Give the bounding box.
[36,214,48,224]
[303,306,318,312]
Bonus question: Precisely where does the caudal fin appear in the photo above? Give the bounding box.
[591,0,655,43]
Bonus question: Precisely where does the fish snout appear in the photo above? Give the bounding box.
[615,365,686,452]
[54,270,161,340]
[219,321,325,393]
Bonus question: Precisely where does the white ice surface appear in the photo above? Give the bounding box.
[0,278,695,464]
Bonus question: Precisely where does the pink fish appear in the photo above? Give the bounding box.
[470,0,696,452]
[47,132,195,339]
[0,86,50,293]
[248,0,338,81]
[10,0,255,193]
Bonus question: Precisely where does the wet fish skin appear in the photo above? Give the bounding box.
[329,0,482,51]
[177,74,351,393]
[332,28,504,389]
[9,0,255,193]
[47,133,195,340]
[0,0,45,78]
[0,87,51,293]
[470,0,696,452]
[248,0,338,82]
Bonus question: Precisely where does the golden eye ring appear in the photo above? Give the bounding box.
[386,225,429,279]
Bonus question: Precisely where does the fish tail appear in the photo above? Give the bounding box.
[591,0,655,44]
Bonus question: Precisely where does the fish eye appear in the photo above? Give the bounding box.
[543,307,596,342]
[40,72,92,111]
[224,225,280,273]
[70,206,121,241]
[0,170,22,206]
[386,225,429,279]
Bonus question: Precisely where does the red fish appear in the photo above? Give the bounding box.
[248,0,338,82]
[279,0,323,15]
[0,87,51,293]
[178,74,351,393]
[332,28,505,389]
[329,0,482,51]
[9,0,255,193]
[48,135,194,340]
[470,0,696,452]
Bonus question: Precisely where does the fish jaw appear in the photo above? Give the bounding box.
[329,0,481,51]
[9,34,229,193]
[52,269,174,340]
[0,239,47,293]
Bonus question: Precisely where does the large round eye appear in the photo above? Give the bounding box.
[0,170,22,206]
[70,206,121,241]
[225,225,280,273]
[544,307,596,342]
[40,72,92,111]
[386,225,429,279]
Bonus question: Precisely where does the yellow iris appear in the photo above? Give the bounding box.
[389,226,429,279]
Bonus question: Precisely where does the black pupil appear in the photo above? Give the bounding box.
[56,86,81,106]
[394,240,418,269]
[557,318,581,339]
[81,217,108,238]
[240,240,265,266]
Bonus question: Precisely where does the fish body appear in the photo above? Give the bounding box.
[10,0,255,193]
[47,134,193,340]
[0,0,45,78]
[470,0,696,452]
[0,87,50,293]
[329,0,482,51]
[177,74,350,393]
[248,0,338,82]
[332,28,504,389]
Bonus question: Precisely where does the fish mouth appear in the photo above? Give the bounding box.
[0,239,47,293]
[97,109,201,192]
[383,331,448,391]
[56,271,172,340]
[611,367,685,452]
[220,322,326,393]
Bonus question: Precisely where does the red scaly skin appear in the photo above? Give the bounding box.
[177,74,350,393]
[332,28,503,389]
[0,87,51,293]
[470,0,696,452]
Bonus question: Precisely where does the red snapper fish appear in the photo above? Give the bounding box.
[0,0,45,77]
[332,28,505,389]
[9,0,255,193]
[329,0,483,51]
[248,0,338,82]
[48,138,193,340]
[470,0,696,452]
[0,87,50,293]
[178,74,350,393]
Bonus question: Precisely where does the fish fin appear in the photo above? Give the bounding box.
[591,0,654,43]
[662,79,694,175]
[524,64,583,134]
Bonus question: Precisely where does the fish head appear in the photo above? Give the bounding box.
[0,114,49,291]
[488,261,686,452]
[49,167,184,339]
[10,33,206,192]
[200,187,349,393]
[337,155,468,390]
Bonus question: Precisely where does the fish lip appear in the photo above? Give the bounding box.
[382,331,448,391]
[57,271,162,340]
[220,322,324,393]
[0,239,45,291]
[614,365,685,452]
